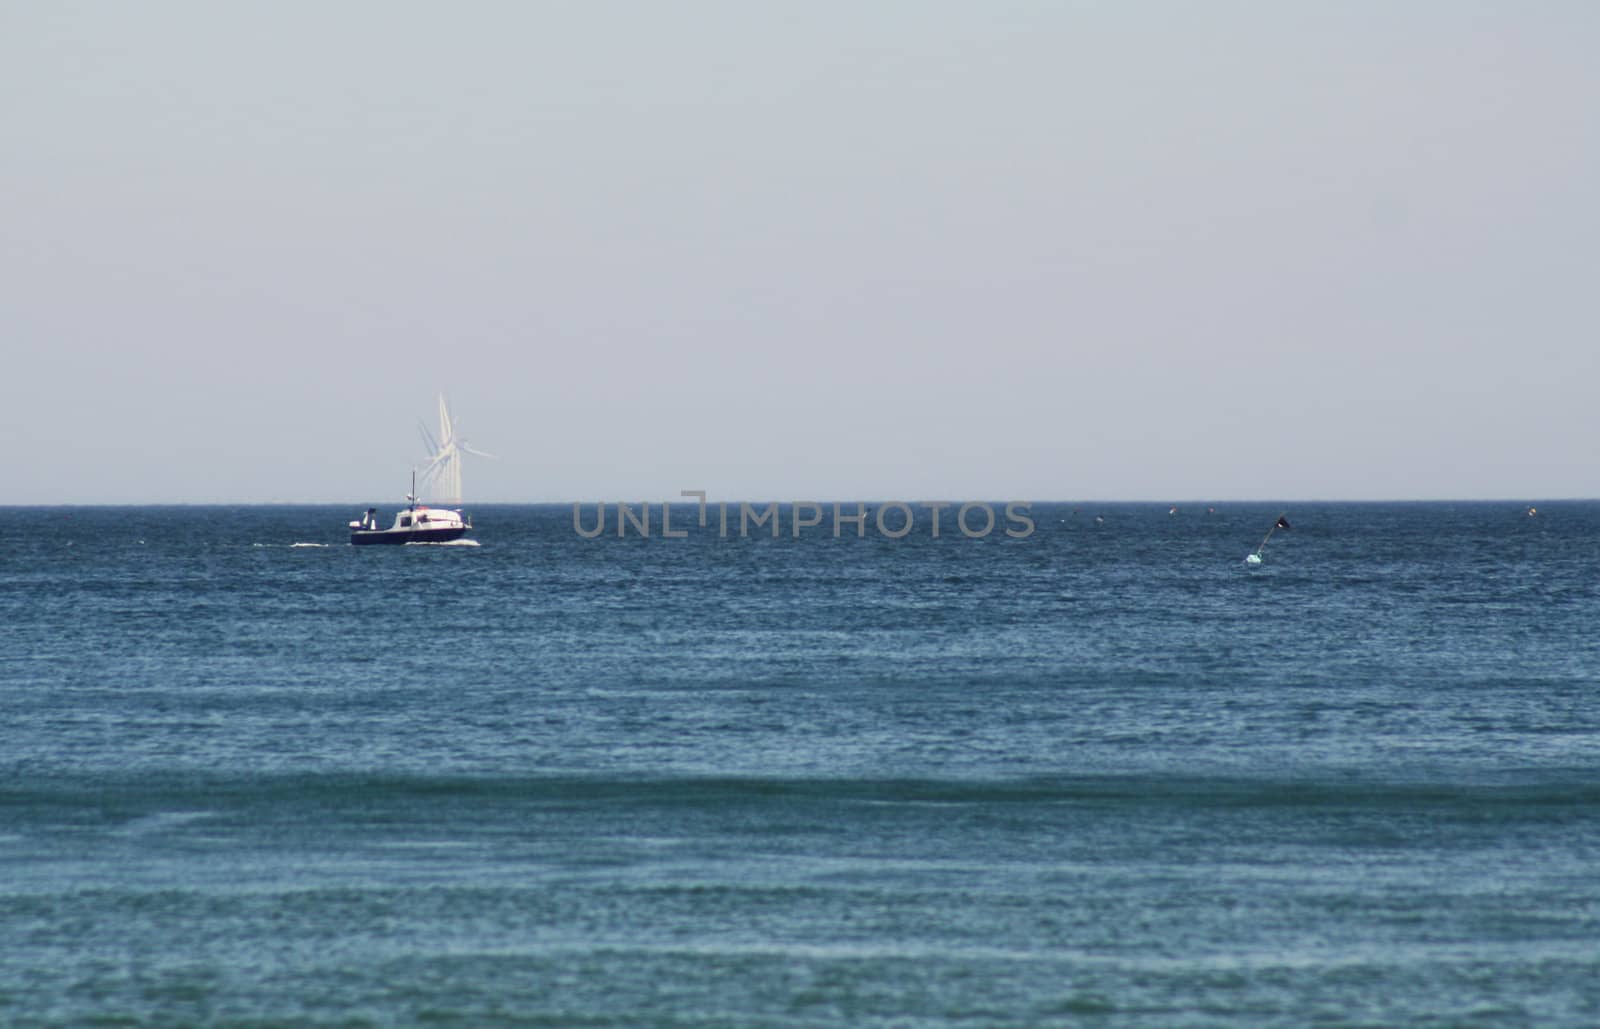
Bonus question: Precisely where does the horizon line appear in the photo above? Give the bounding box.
[3,496,1591,508]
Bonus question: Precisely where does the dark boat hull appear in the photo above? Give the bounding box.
[350,526,469,546]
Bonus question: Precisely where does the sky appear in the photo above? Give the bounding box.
[3,1,1597,503]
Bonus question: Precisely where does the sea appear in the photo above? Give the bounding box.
[2,501,1598,1026]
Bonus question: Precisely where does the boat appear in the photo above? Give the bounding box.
[350,475,472,546]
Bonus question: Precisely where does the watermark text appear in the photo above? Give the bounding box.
[573,492,1034,540]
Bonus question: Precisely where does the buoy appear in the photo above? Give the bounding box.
[1245,553,1262,566]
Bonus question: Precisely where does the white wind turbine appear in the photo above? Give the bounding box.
[417,394,494,505]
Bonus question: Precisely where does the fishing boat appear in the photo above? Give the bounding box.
[350,475,472,546]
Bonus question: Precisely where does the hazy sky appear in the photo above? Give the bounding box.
[4,1,1596,503]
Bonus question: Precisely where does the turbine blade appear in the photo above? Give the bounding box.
[463,445,497,459]
[417,419,439,455]
[438,395,453,444]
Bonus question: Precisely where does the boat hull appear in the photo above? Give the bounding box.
[350,526,469,546]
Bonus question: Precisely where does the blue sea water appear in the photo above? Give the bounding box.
[2,501,1598,1026]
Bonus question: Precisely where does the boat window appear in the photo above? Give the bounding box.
[400,516,411,528]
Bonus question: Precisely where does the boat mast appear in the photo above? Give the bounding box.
[1254,512,1288,558]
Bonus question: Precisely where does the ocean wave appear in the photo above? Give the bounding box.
[12,771,1600,814]
[110,810,218,836]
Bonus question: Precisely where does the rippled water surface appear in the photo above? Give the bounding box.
[3,502,1598,1025]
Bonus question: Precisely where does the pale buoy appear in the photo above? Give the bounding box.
[1245,553,1262,566]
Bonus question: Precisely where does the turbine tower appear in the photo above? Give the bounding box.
[417,394,494,504]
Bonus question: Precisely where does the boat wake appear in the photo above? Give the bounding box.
[405,538,481,547]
